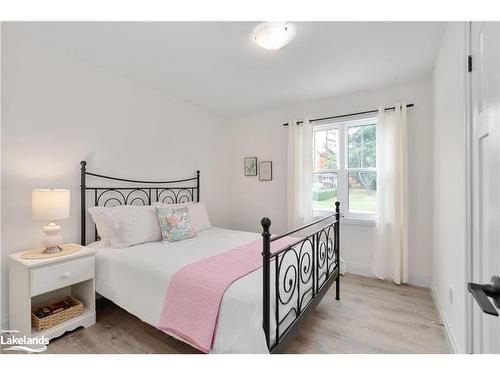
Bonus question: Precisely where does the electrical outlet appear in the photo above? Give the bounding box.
[448,285,454,304]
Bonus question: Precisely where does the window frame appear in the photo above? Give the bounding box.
[312,123,340,215]
[312,115,377,224]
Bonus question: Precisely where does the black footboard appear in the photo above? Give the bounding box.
[261,202,340,353]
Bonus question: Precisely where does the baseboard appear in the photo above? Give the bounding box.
[408,274,431,288]
[344,261,372,277]
[345,262,430,288]
[430,286,461,354]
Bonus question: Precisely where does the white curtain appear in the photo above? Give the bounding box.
[371,103,409,284]
[287,119,313,229]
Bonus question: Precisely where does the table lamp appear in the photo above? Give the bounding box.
[32,189,70,254]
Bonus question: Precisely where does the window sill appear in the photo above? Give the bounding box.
[341,217,375,226]
[313,210,375,226]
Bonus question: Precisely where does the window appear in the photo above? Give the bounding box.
[312,116,377,220]
[313,128,339,211]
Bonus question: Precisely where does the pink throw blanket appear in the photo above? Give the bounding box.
[157,236,296,353]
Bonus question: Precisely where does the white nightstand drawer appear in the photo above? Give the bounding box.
[30,256,94,297]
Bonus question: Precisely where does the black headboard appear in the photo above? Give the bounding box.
[80,160,200,245]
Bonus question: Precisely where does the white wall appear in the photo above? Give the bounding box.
[228,78,434,286]
[0,22,5,330]
[432,22,468,353]
[0,27,230,329]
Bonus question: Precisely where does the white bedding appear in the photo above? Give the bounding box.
[94,227,273,353]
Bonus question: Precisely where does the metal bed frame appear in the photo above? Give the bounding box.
[80,160,340,353]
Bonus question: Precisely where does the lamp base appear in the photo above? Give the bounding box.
[41,221,64,253]
[42,246,63,254]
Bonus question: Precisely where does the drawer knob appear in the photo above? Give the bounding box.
[62,272,71,278]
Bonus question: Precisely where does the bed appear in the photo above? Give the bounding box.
[80,161,341,353]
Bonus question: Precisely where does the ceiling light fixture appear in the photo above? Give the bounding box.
[252,22,295,51]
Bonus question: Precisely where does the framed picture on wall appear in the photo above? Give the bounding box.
[244,157,257,176]
[258,161,272,181]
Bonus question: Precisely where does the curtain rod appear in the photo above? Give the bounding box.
[282,103,414,127]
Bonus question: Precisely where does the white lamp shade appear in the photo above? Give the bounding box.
[32,189,70,221]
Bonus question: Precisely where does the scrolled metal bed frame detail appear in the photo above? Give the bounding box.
[80,161,340,353]
[261,202,340,353]
[80,160,200,245]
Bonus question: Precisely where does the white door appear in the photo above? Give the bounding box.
[471,21,500,354]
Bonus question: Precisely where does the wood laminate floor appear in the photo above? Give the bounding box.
[42,274,449,354]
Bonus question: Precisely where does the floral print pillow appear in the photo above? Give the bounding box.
[155,206,196,242]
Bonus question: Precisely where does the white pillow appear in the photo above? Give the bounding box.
[88,205,162,248]
[188,202,212,232]
[87,207,114,247]
[153,201,212,232]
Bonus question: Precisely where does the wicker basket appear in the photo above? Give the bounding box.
[31,296,83,332]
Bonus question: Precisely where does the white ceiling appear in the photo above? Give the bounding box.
[10,22,446,118]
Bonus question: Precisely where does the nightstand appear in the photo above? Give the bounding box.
[8,244,96,341]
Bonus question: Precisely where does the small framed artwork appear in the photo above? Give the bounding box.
[244,157,257,176]
[258,161,273,181]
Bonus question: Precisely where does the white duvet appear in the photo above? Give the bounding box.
[94,227,274,354]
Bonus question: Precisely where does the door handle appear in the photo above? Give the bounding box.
[468,276,500,317]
